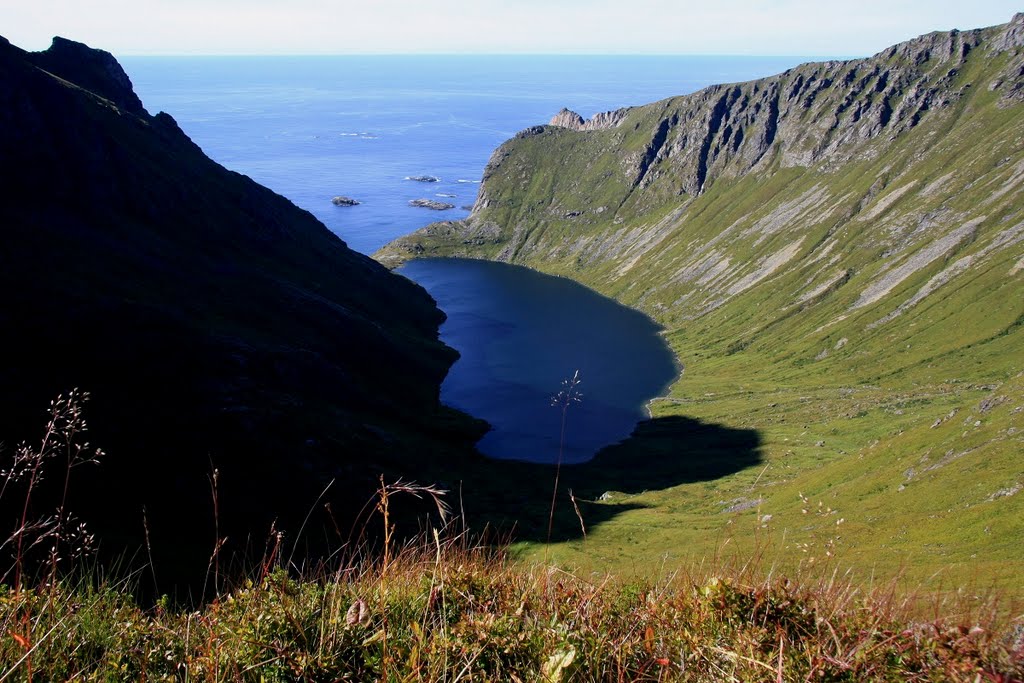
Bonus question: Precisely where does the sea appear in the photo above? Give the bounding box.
[122,55,812,255]
[121,54,817,463]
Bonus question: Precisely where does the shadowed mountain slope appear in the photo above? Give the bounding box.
[0,36,484,588]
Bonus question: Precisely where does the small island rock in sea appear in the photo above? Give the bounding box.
[409,198,454,210]
[406,175,440,182]
[331,196,360,206]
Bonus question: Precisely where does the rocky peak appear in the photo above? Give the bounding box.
[586,108,631,129]
[549,106,631,131]
[991,12,1024,51]
[27,36,145,115]
[549,108,586,129]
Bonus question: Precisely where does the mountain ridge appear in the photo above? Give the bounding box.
[378,14,1024,340]
[0,35,483,589]
[377,15,1024,587]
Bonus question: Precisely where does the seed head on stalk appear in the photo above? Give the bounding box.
[547,370,582,545]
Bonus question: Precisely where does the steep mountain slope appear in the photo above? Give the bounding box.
[379,17,1024,587]
[0,36,482,587]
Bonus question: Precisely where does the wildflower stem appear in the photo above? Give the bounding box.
[547,370,581,547]
[546,402,568,545]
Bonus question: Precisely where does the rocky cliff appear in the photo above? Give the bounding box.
[378,16,1024,586]
[0,36,481,588]
[379,15,1024,330]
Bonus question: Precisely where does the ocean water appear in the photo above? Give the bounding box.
[120,55,815,462]
[122,55,811,255]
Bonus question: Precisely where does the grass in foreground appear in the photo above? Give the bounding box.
[1,530,1022,682]
[0,391,1020,681]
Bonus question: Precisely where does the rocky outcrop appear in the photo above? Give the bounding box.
[586,107,632,130]
[410,198,455,210]
[332,195,360,206]
[549,106,631,131]
[988,11,1024,50]
[406,175,440,182]
[495,15,1024,204]
[990,13,1024,104]
[611,28,988,196]
[549,107,585,129]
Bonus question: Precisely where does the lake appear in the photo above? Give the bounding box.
[399,258,678,464]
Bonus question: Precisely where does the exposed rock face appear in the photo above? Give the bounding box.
[549,107,585,129]
[515,125,547,139]
[0,35,480,588]
[493,15,1024,205]
[585,108,632,130]
[549,106,631,131]
[610,27,994,197]
[990,11,1024,50]
[332,195,360,206]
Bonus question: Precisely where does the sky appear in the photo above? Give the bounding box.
[2,1,1022,57]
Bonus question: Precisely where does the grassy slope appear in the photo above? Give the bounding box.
[377,23,1024,592]
[3,536,1020,681]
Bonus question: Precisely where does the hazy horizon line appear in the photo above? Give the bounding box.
[114,51,857,60]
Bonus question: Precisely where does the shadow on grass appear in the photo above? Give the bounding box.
[460,415,762,543]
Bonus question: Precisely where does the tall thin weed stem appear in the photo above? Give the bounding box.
[547,370,582,547]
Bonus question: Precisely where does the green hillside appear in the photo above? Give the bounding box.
[379,16,1024,591]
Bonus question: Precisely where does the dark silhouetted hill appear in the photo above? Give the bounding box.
[0,35,483,590]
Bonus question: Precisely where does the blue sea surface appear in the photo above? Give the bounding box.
[122,55,811,255]
[120,55,817,462]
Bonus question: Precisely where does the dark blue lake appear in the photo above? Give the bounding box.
[400,258,678,464]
